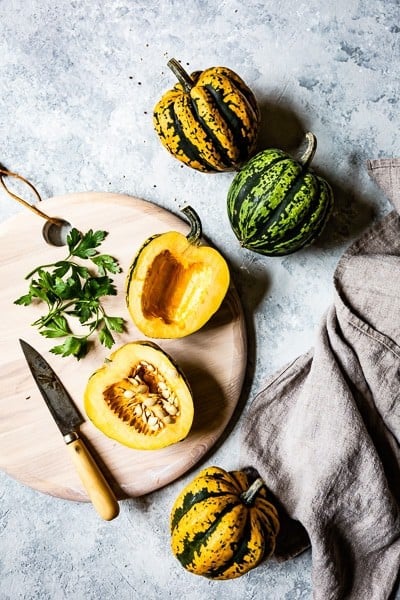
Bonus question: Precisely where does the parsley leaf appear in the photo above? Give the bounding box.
[50,336,88,360]
[14,292,33,306]
[66,228,82,253]
[82,276,117,300]
[39,315,71,338]
[98,323,115,349]
[15,227,125,359]
[91,254,121,276]
[70,229,107,259]
[104,315,125,333]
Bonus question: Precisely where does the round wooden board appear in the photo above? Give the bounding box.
[0,192,246,500]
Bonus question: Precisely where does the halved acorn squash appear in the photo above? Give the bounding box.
[126,206,230,339]
[84,341,194,450]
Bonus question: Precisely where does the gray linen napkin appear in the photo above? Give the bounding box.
[240,159,400,599]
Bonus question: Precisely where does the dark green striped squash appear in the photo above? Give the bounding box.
[153,58,260,173]
[170,466,280,580]
[227,132,334,256]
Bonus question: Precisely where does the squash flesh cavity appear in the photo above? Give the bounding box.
[126,231,230,338]
[84,341,194,450]
[141,249,208,324]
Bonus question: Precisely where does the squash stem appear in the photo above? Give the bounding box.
[240,477,265,506]
[167,58,194,93]
[299,132,317,168]
[181,205,202,244]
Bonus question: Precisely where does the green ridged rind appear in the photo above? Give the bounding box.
[227,148,334,256]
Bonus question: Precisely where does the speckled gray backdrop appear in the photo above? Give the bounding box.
[1,1,399,598]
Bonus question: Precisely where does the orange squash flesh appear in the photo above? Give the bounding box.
[126,208,230,339]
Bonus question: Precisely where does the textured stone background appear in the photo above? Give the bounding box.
[1,1,399,598]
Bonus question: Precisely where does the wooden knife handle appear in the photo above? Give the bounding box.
[66,437,120,521]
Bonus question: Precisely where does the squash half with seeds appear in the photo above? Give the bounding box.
[153,58,260,172]
[126,206,230,339]
[84,341,194,450]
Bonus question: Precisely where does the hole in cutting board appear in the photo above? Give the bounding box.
[42,219,72,247]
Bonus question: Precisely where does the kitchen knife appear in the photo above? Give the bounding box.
[19,339,120,521]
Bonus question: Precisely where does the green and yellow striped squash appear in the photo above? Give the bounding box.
[153,58,260,173]
[170,466,280,580]
[227,132,334,256]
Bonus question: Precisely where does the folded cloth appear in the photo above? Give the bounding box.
[240,159,400,600]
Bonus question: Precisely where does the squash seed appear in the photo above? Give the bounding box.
[123,389,135,399]
[136,384,149,394]
[153,405,168,419]
[143,396,157,407]
[163,402,178,416]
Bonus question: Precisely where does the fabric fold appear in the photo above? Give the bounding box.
[240,160,400,599]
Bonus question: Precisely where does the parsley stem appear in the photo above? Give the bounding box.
[24,255,82,280]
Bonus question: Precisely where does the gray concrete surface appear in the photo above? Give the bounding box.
[1,1,399,598]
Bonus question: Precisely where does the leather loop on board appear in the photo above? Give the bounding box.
[0,168,61,225]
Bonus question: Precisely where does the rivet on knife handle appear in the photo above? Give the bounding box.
[65,434,120,521]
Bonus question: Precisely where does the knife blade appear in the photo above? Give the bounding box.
[19,339,119,521]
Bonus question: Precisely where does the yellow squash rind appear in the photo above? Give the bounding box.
[153,59,260,173]
[170,466,280,579]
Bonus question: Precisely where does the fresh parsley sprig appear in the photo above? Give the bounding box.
[15,227,125,360]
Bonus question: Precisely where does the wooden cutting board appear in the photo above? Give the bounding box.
[0,192,247,500]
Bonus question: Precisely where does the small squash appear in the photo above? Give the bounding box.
[227,132,334,256]
[126,206,230,339]
[170,466,280,580]
[153,58,260,172]
[84,341,194,450]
